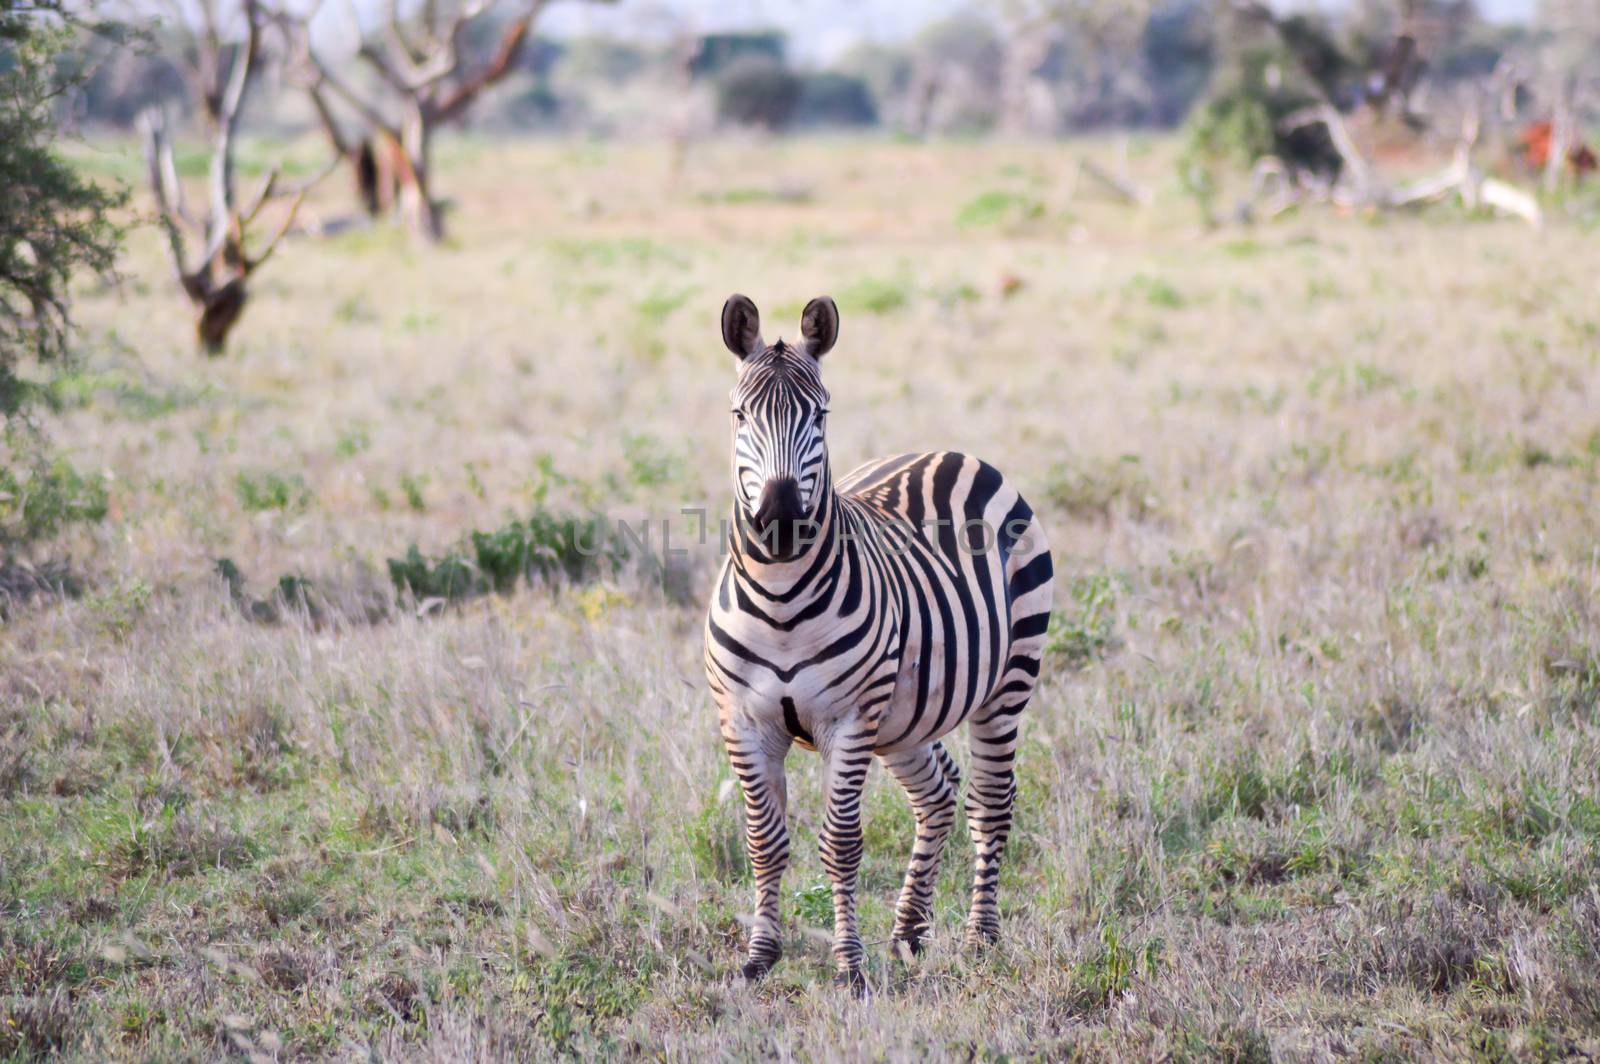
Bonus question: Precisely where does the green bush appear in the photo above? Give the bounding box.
[690,31,785,80]
[470,510,620,590]
[955,190,1046,230]
[215,557,344,625]
[838,276,910,315]
[1,5,124,367]
[1046,574,1120,668]
[1068,923,1162,1012]
[1124,273,1185,309]
[0,443,108,546]
[793,72,878,128]
[388,508,627,603]
[386,545,480,601]
[234,470,311,513]
[0,2,123,558]
[715,57,802,131]
[1177,48,1343,221]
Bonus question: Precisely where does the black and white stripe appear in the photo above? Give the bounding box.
[704,295,1054,988]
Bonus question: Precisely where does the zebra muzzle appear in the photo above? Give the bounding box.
[751,476,810,558]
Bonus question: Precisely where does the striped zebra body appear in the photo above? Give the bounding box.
[704,295,1053,988]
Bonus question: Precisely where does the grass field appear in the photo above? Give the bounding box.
[4,135,1600,1061]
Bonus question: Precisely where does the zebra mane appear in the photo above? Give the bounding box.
[738,341,826,392]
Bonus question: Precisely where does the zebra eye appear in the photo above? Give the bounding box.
[732,409,746,423]
[813,410,828,428]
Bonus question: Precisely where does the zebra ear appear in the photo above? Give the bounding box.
[799,296,839,359]
[721,294,763,360]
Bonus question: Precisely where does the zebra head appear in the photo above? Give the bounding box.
[721,294,840,558]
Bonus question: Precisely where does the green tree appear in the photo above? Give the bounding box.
[1,0,123,551]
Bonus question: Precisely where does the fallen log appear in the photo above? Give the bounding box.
[1077,158,1149,206]
[1254,103,1543,228]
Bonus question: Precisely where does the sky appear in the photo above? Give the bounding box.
[537,0,1542,64]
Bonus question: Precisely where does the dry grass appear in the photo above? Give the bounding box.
[3,134,1600,1060]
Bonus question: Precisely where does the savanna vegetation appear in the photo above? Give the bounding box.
[3,131,1598,1059]
[5,0,1600,1058]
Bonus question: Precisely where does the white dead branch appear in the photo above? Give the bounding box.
[1260,101,1543,228]
[283,0,616,243]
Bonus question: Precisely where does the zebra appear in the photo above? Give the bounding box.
[703,293,1054,989]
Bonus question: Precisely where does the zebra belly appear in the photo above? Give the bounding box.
[841,455,1021,754]
[872,608,1007,754]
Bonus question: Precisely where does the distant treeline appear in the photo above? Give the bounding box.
[62,1,1563,137]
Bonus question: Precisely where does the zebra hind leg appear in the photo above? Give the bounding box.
[963,665,1038,948]
[880,741,960,958]
[964,521,1052,948]
[723,723,792,981]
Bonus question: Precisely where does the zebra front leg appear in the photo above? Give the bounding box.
[880,741,960,957]
[724,721,792,981]
[964,703,1022,947]
[818,724,875,990]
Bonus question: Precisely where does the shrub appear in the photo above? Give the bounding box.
[955,190,1046,230]
[470,510,620,589]
[1,3,124,367]
[715,57,802,131]
[0,450,108,544]
[838,276,909,315]
[690,31,785,80]
[793,72,878,128]
[1176,47,1343,221]
[1067,923,1162,1012]
[234,470,311,513]
[387,545,479,601]
[388,508,628,604]
[1043,454,1158,522]
[1046,574,1120,668]
[0,2,123,558]
[1124,273,1184,309]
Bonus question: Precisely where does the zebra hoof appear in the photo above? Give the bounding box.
[832,968,868,997]
[738,956,777,982]
[736,947,780,985]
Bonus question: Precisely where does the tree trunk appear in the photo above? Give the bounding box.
[354,141,381,216]
[1000,32,1057,137]
[1545,95,1574,193]
[180,268,249,356]
[196,279,248,355]
[397,106,443,243]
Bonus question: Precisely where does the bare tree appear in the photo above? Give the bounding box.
[300,69,396,217]
[288,0,613,243]
[141,0,329,353]
[996,0,1153,132]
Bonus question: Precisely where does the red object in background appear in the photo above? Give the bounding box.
[1519,120,1554,168]
[1519,119,1597,176]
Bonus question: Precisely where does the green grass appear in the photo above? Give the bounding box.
[837,275,911,315]
[5,134,1600,1060]
[954,189,1046,229]
[233,469,312,513]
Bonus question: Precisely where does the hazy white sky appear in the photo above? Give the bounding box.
[536,0,1540,64]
